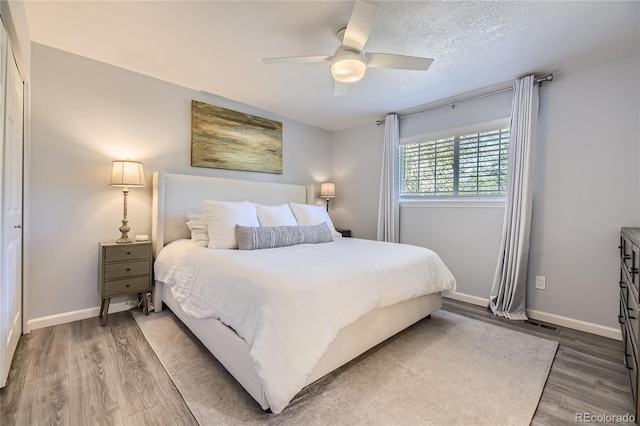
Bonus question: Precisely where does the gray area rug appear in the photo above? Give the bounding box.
[133,308,558,425]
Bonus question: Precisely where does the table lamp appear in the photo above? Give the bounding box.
[110,160,145,243]
[320,182,336,212]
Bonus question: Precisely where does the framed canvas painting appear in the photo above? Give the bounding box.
[191,100,283,174]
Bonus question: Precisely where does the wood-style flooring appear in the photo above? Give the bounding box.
[0,299,635,425]
[0,311,197,425]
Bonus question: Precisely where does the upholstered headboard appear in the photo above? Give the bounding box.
[151,171,310,257]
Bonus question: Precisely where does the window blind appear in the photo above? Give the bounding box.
[400,127,510,197]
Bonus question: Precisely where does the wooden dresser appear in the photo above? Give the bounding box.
[620,227,640,420]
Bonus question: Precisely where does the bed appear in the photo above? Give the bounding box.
[151,171,456,414]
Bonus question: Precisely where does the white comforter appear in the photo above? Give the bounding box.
[154,237,456,413]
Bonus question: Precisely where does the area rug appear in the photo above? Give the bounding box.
[133,308,557,425]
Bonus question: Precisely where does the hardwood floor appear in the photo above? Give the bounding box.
[0,311,197,426]
[0,300,635,425]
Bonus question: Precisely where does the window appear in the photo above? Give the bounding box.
[399,123,510,198]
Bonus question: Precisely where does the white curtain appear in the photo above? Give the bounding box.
[377,113,400,243]
[489,75,539,320]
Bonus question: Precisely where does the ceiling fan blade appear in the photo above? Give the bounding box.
[334,81,349,97]
[342,1,379,51]
[263,55,332,64]
[365,53,434,71]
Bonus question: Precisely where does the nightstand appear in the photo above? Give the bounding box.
[98,241,152,326]
[336,228,352,238]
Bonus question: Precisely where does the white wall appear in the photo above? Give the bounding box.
[399,88,513,140]
[332,52,640,329]
[331,122,384,240]
[527,52,640,327]
[399,205,504,300]
[29,43,333,321]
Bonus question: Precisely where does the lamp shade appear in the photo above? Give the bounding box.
[110,160,145,187]
[320,182,336,199]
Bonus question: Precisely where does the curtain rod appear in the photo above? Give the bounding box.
[376,74,553,125]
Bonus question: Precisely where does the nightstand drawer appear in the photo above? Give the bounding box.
[103,260,150,280]
[103,276,151,297]
[104,244,151,263]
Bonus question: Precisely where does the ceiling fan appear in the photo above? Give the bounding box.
[263,1,434,96]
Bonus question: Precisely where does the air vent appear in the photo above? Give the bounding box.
[524,319,560,333]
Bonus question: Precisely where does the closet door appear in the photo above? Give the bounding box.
[0,39,22,388]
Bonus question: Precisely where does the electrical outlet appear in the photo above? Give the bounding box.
[535,276,546,290]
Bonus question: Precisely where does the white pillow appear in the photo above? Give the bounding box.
[255,204,298,227]
[186,213,209,247]
[200,200,259,249]
[289,202,341,239]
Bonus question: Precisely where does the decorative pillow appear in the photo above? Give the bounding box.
[186,213,209,247]
[255,204,298,227]
[289,202,342,239]
[236,223,333,250]
[200,200,260,249]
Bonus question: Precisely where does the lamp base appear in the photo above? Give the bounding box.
[116,220,133,244]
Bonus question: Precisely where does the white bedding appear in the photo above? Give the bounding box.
[154,237,456,413]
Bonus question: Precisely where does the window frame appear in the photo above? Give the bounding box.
[399,118,511,204]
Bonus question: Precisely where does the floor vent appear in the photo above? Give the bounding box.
[524,319,560,333]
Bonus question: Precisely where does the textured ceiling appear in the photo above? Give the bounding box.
[24,1,640,131]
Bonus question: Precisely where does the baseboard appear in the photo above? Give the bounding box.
[444,291,489,307]
[25,299,138,333]
[444,291,622,341]
[526,309,621,341]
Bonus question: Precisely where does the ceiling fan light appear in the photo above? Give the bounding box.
[331,58,366,83]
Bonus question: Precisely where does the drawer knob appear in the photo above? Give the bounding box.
[624,254,631,260]
[126,284,130,288]
[619,245,624,249]
[126,268,131,272]
[127,252,131,255]
[620,282,627,289]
